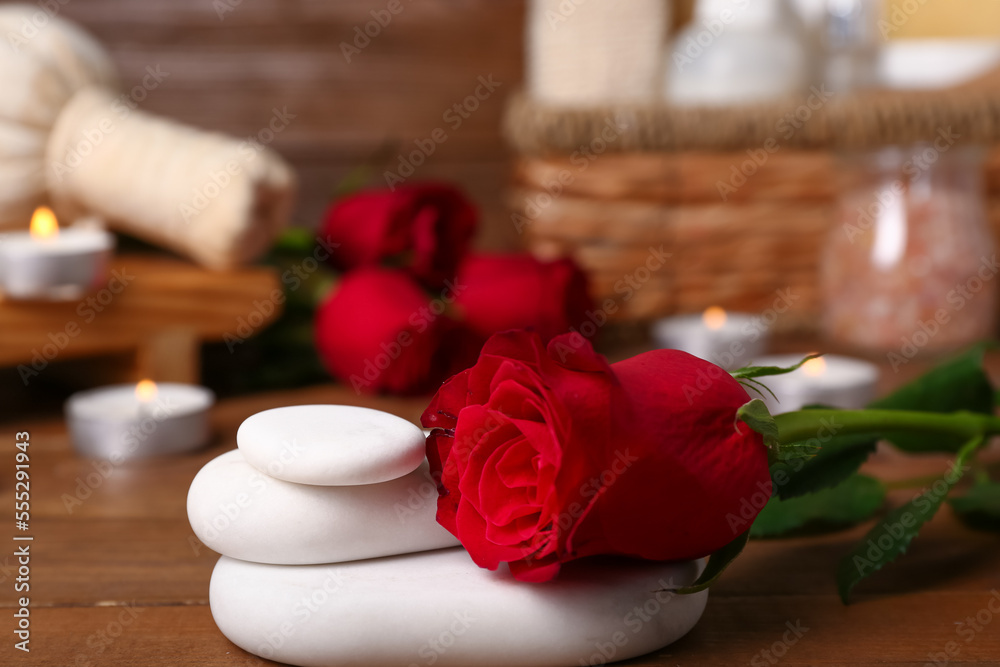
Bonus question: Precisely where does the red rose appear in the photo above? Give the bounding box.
[422,330,771,582]
[319,183,477,288]
[315,267,477,395]
[455,254,593,342]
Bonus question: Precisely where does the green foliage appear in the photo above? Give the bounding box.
[869,344,995,453]
[751,474,885,537]
[772,432,878,500]
[736,399,779,447]
[675,531,750,595]
[233,229,338,392]
[836,484,951,604]
[731,353,823,381]
[835,435,984,603]
[735,399,820,471]
[949,482,1000,531]
[732,354,822,402]
[741,344,1000,604]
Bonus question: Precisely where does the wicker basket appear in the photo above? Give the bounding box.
[504,74,1000,332]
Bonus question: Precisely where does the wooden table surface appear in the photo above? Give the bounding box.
[2,373,999,667]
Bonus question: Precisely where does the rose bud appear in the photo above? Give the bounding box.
[454,253,593,343]
[315,267,477,395]
[319,183,478,288]
[422,330,771,582]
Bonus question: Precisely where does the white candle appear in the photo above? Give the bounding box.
[751,354,880,415]
[66,380,215,461]
[0,207,114,300]
[652,307,770,370]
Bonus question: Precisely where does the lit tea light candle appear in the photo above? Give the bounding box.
[66,380,215,461]
[652,306,770,370]
[0,206,114,300]
[753,354,880,414]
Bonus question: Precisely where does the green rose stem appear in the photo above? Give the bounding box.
[678,409,996,598]
[774,409,1000,447]
[773,410,993,603]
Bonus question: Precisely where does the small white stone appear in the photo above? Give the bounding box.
[187,449,458,565]
[237,405,426,486]
[210,548,708,667]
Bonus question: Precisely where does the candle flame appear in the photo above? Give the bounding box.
[803,357,827,378]
[29,206,59,240]
[136,379,158,403]
[702,306,727,331]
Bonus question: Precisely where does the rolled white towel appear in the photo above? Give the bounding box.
[46,88,296,269]
[527,0,670,105]
[0,3,295,268]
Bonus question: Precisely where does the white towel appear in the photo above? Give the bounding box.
[527,0,670,105]
[46,88,296,269]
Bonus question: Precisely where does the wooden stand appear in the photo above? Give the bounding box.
[0,255,282,385]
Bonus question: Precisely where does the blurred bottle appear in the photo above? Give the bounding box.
[822,0,883,93]
[666,0,810,106]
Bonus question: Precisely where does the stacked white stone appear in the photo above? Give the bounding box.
[188,405,456,566]
[187,404,709,667]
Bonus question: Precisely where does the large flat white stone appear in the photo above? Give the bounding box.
[237,405,426,485]
[187,449,458,565]
[210,548,708,667]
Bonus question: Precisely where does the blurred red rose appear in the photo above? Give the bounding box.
[315,267,477,395]
[422,330,771,582]
[454,254,593,342]
[319,183,477,288]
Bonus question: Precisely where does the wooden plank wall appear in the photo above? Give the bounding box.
[56,0,526,250]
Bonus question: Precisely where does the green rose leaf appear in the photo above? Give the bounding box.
[948,482,1000,531]
[836,435,983,604]
[674,530,750,595]
[270,227,318,255]
[868,343,995,453]
[836,486,949,604]
[772,432,878,500]
[751,474,885,538]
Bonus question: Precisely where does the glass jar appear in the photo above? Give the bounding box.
[821,145,998,358]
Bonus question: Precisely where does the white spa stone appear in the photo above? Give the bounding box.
[187,449,459,565]
[210,548,708,667]
[237,405,426,486]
